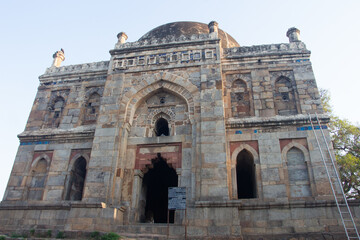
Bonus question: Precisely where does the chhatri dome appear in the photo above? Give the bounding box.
[138,21,240,48]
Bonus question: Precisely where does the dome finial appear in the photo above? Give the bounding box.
[117,32,128,44]
[52,49,65,67]
[208,21,219,34]
[286,27,301,42]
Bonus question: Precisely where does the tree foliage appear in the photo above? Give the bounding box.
[321,89,360,199]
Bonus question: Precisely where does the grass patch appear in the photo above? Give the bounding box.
[10,233,22,238]
[56,231,65,239]
[101,232,121,240]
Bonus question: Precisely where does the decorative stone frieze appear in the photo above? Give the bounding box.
[112,48,216,71]
[223,41,309,58]
[43,61,109,76]
[115,33,215,49]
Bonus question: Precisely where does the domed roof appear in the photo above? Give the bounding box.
[138,21,239,48]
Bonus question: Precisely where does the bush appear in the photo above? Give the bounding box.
[47,230,52,238]
[10,233,22,238]
[29,229,35,236]
[0,235,6,240]
[101,232,121,240]
[90,231,100,240]
[56,231,65,239]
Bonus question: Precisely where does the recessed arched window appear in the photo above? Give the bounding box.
[53,97,65,118]
[47,96,65,128]
[28,158,48,200]
[236,149,256,199]
[274,77,297,115]
[287,147,311,197]
[231,79,251,117]
[65,157,87,201]
[155,118,169,136]
[83,92,101,124]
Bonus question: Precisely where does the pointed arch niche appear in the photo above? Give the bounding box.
[281,141,315,199]
[230,143,262,200]
[121,72,199,129]
[83,92,101,124]
[27,153,51,201]
[64,154,89,201]
[230,79,252,118]
[128,85,191,138]
[274,76,298,116]
[47,96,65,128]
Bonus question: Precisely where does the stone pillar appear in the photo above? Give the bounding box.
[198,64,229,201]
[130,169,144,222]
[52,49,65,67]
[117,32,128,44]
[286,27,301,42]
[82,73,125,203]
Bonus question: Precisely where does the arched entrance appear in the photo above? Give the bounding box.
[236,150,256,199]
[142,153,178,223]
[65,157,87,201]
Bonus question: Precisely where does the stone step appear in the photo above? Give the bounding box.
[117,224,186,239]
[121,233,180,240]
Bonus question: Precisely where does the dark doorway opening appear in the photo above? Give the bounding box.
[155,118,169,136]
[143,154,178,223]
[236,150,256,199]
[65,157,87,201]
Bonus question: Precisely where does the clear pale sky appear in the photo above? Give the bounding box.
[0,0,359,200]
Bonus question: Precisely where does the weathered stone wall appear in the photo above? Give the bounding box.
[186,201,360,239]
[3,141,94,202]
[0,202,123,236]
[3,64,106,202]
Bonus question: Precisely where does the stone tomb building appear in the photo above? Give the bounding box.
[1,21,359,239]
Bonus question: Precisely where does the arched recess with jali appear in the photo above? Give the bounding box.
[230,143,262,200]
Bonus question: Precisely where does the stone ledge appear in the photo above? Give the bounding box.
[223,42,311,59]
[0,201,126,211]
[128,135,185,145]
[195,199,360,209]
[110,38,220,55]
[18,126,95,144]
[40,61,109,78]
[226,114,330,129]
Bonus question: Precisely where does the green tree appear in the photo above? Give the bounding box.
[320,89,360,199]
